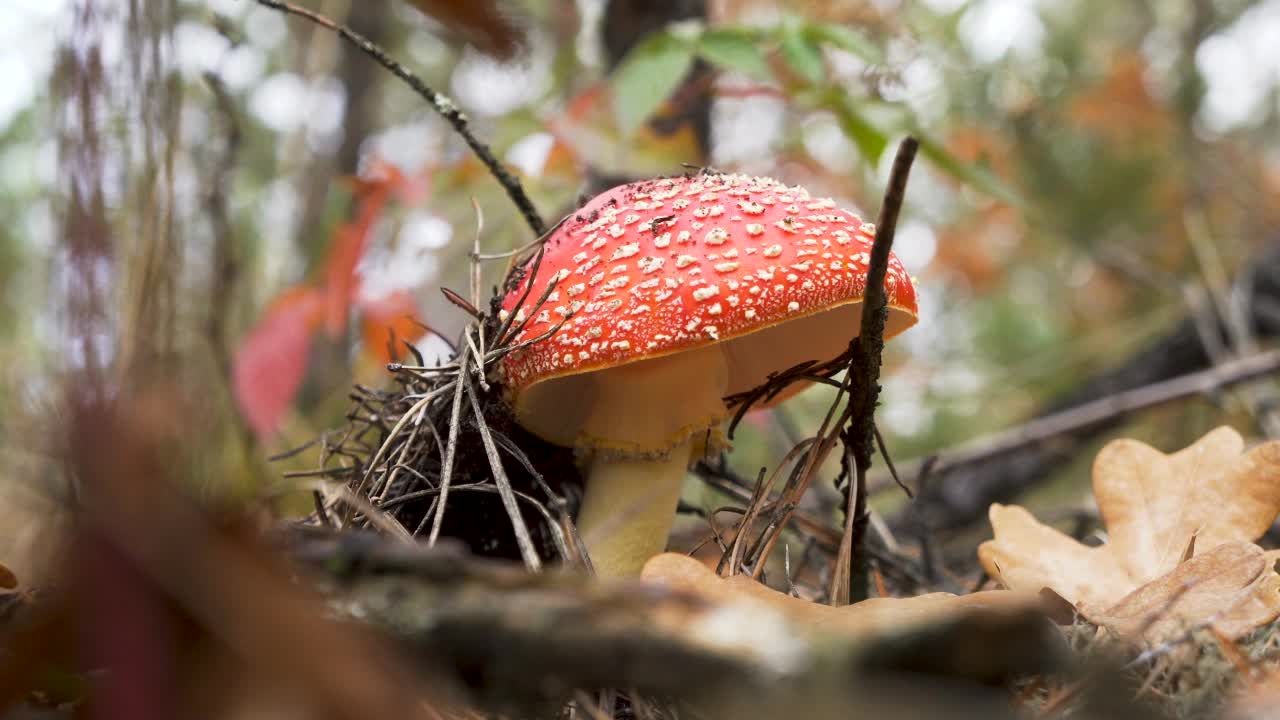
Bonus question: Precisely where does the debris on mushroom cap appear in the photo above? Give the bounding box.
[500,173,919,391]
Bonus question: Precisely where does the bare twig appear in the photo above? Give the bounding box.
[834,136,918,604]
[251,0,546,236]
[868,348,1280,496]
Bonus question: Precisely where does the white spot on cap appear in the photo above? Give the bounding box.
[703,325,720,340]
[745,309,757,319]
[708,303,722,315]
[675,254,697,268]
[763,244,783,258]
[692,285,720,301]
[567,283,586,297]
[787,301,800,312]
[608,224,626,238]
[638,256,665,274]
[611,340,631,349]
[739,201,765,215]
[612,242,640,260]
[654,232,671,248]
[704,228,729,245]
[714,262,740,273]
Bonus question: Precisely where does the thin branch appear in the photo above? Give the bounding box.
[866,348,1280,496]
[836,136,918,604]
[252,0,546,236]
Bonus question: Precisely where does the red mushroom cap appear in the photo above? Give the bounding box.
[500,173,917,387]
[497,174,918,452]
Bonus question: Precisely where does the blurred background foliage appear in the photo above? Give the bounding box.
[3,0,1280,579]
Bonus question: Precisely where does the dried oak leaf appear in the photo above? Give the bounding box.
[643,553,1036,639]
[979,426,1280,642]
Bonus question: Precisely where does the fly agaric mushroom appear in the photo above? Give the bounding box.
[499,173,918,576]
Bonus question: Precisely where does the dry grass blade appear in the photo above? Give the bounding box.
[351,382,455,520]
[308,480,413,542]
[424,352,469,543]
[462,359,542,570]
[720,467,770,577]
[829,446,862,606]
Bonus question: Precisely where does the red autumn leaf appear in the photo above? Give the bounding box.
[359,289,428,364]
[232,286,325,439]
[324,164,403,338]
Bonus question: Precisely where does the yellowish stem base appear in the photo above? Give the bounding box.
[576,439,692,578]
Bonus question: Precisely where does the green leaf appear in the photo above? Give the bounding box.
[806,24,882,64]
[697,28,772,81]
[834,99,889,165]
[917,136,1023,207]
[779,24,825,85]
[611,31,697,135]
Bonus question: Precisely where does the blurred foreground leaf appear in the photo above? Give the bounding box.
[612,31,696,135]
[697,28,771,80]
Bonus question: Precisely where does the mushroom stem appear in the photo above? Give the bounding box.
[577,439,692,577]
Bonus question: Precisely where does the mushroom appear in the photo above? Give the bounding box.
[499,174,918,576]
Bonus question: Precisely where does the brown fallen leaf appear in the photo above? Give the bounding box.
[1085,542,1280,642]
[979,426,1280,643]
[643,553,1036,639]
[1225,665,1280,720]
[400,0,523,60]
[0,562,16,590]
